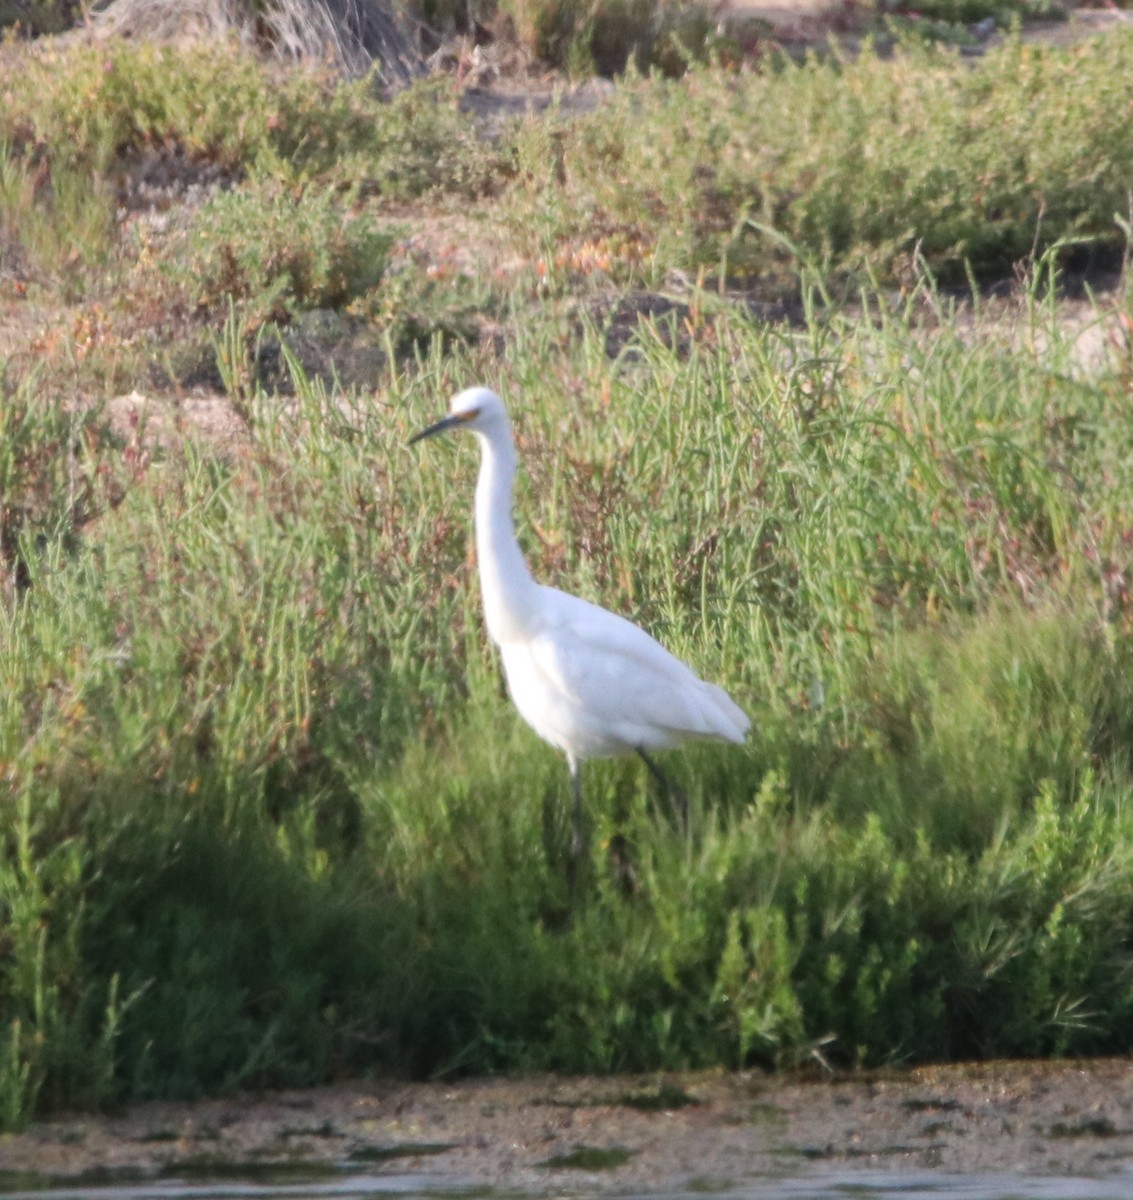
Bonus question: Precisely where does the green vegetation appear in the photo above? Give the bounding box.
[539,1145,636,1169]
[890,0,1062,27]
[4,281,1133,1123]
[6,32,1133,307]
[166,180,394,323]
[493,0,724,76]
[511,32,1133,287]
[0,0,82,38]
[2,8,1133,1133]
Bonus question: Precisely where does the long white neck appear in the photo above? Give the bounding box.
[474,426,539,646]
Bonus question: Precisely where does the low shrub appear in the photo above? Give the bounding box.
[159,179,394,324]
[504,32,1133,286]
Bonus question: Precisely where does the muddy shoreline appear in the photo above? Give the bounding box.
[3,1061,1133,1192]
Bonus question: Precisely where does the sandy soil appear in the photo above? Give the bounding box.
[3,1061,1133,1192]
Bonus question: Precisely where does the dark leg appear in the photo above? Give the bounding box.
[569,759,585,863]
[566,757,585,899]
[637,749,689,830]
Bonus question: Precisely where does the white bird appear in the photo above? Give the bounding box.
[409,386,750,860]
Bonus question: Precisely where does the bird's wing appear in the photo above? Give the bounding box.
[526,586,749,745]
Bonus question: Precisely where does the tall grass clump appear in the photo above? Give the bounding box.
[506,30,1133,287]
[498,0,721,76]
[1,362,463,1112]
[0,143,119,296]
[4,281,1133,1126]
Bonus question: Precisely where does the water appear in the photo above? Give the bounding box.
[4,1167,1133,1200]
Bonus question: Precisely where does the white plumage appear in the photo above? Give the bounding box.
[410,386,750,852]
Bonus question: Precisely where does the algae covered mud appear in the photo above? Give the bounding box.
[3,1062,1133,1198]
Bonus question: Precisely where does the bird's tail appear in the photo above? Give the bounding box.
[699,680,751,743]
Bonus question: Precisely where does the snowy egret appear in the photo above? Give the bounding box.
[409,387,750,858]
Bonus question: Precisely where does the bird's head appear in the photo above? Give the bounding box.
[409,387,509,446]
